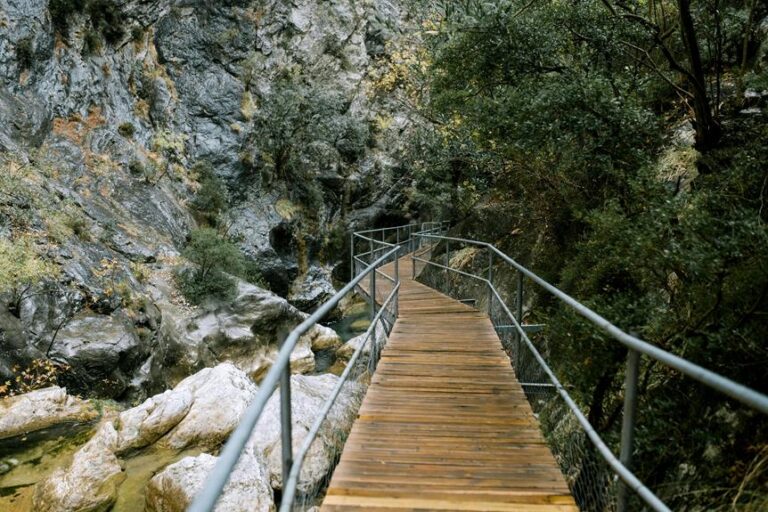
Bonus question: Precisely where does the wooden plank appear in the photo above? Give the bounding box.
[322,254,577,511]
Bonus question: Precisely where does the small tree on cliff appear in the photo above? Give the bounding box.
[176,228,244,304]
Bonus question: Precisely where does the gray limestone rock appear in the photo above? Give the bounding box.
[247,373,361,492]
[145,452,274,512]
[0,386,98,440]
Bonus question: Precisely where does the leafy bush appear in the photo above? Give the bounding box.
[118,122,135,138]
[240,259,268,289]
[87,0,125,44]
[247,76,369,212]
[48,0,125,45]
[16,38,34,71]
[49,0,86,37]
[82,29,101,55]
[0,359,71,399]
[190,161,228,225]
[128,159,147,177]
[176,228,244,304]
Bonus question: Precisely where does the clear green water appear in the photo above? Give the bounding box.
[0,421,202,512]
[328,300,371,342]
[0,422,97,511]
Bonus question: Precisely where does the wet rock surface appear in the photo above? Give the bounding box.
[33,422,125,512]
[30,363,258,510]
[0,387,98,440]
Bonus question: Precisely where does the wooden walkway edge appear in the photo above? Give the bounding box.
[322,255,578,511]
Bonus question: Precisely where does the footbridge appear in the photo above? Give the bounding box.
[189,223,768,512]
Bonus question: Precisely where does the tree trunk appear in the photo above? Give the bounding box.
[677,0,721,150]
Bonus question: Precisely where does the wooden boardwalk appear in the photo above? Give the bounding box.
[322,255,577,511]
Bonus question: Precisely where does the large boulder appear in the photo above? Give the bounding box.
[145,452,274,512]
[113,388,194,454]
[0,386,98,440]
[335,319,387,363]
[248,374,361,493]
[33,422,125,512]
[288,265,338,314]
[114,362,257,452]
[49,313,149,398]
[154,282,342,386]
[159,363,257,450]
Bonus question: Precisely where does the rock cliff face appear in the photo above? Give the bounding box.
[0,0,411,398]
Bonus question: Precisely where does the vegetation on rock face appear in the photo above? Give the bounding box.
[406,0,768,509]
[0,236,60,314]
[0,359,71,399]
[176,228,245,305]
[245,75,370,212]
[190,161,228,226]
[49,0,126,44]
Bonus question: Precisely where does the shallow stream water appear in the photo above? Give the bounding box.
[0,421,96,511]
[0,415,202,512]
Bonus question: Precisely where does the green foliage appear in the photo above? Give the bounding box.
[239,259,268,289]
[118,122,135,138]
[128,159,145,176]
[130,26,144,42]
[0,236,59,297]
[190,161,228,225]
[49,0,86,37]
[16,38,34,71]
[49,0,125,45]
[152,130,187,163]
[247,75,369,211]
[411,0,768,508]
[82,29,101,55]
[176,228,244,304]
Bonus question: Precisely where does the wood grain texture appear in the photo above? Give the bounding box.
[323,255,577,511]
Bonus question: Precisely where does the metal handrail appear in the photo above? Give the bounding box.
[412,232,768,512]
[415,233,768,414]
[280,282,400,510]
[350,223,449,326]
[189,244,401,512]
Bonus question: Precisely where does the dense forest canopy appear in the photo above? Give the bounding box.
[396,0,768,509]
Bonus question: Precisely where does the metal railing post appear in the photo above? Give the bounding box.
[370,265,377,321]
[394,249,400,283]
[445,240,450,275]
[617,348,641,512]
[368,238,373,265]
[515,271,523,343]
[349,233,354,280]
[488,251,494,314]
[394,249,400,318]
[279,331,293,489]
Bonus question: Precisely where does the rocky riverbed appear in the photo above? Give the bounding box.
[0,346,376,511]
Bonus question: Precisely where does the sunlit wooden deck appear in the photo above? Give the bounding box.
[322,255,578,511]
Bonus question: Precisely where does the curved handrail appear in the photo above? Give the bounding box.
[189,244,401,512]
[412,232,768,512]
[415,233,768,414]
